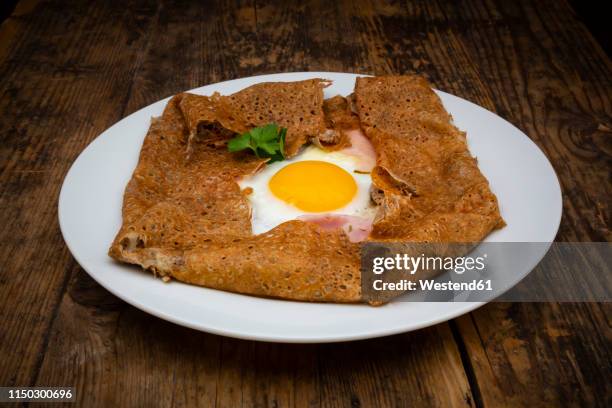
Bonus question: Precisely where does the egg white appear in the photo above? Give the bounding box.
[239,145,376,235]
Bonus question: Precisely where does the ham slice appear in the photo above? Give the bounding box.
[339,129,376,173]
[298,214,372,242]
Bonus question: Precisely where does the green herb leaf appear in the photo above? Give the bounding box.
[279,128,287,152]
[258,141,280,155]
[227,123,287,162]
[227,133,253,153]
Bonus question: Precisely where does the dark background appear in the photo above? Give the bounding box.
[1,0,610,56]
[568,0,611,55]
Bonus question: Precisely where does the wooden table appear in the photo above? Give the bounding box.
[1,0,610,406]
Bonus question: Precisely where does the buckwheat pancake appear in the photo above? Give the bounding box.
[110,88,361,303]
[354,76,504,242]
[109,75,504,304]
[179,79,330,157]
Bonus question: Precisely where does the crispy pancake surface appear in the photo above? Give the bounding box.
[354,75,504,241]
[109,92,361,303]
[313,95,359,150]
[109,75,504,304]
[179,79,330,157]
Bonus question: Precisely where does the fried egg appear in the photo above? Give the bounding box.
[239,132,377,238]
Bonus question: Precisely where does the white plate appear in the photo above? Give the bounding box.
[59,72,562,343]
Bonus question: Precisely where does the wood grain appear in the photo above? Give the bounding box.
[33,270,474,407]
[0,0,610,406]
[0,0,160,388]
[455,303,611,407]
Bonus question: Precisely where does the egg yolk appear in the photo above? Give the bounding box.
[268,161,357,212]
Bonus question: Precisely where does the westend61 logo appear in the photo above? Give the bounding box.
[371,253,487,275]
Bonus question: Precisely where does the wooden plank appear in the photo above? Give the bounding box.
[0,0,40,64]
[449,0,610,242]
[456,303,611,407]
[35,273,474,407]
[0,0,159,388]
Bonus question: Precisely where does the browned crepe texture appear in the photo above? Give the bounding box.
[313,95,359,150]
[354,75,505,242]
[179,79,330,157]
[109,93,361,303]
[110,75,504,304]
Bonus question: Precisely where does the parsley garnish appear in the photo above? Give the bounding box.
[227,123,287,162]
